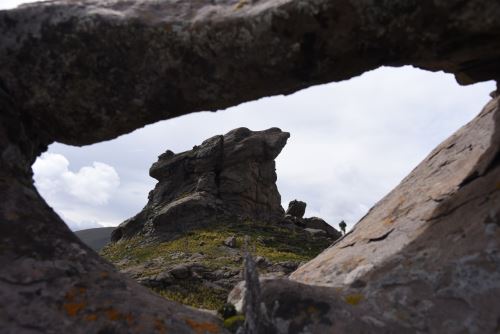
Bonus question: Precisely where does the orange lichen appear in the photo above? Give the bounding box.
[496,181,500,190]
[100,271,109,279]
[125,313,134,326]
[105,308,121,321]
[154,318,167,334]
[84,314,98,322]
[63,302,86,316]
[185,319,220,334]
[344,294,364,305]
[383,217,394,225]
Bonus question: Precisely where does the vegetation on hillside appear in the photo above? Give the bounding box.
[101,220,332,310]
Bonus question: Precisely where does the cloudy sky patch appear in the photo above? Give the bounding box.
[26,66,494,231]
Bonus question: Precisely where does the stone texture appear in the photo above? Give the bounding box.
[112,127,289,242]
[0,0,499,332]
[1,0,500,147]
[285,200,307,218]
[303,217,342,238]
[223,236,238,248]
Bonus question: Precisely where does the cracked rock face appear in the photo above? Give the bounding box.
[0,0,500,332]
[256,96,500,333]
[112,127,289,242]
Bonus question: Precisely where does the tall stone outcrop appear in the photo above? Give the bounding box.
[112,127,289,241]
[0,0,500,332]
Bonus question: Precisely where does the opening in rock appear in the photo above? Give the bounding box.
[31,66,494,311]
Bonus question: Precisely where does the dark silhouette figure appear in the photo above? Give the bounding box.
[339,220,347,235]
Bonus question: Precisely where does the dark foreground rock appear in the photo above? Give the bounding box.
[0,0,500,332]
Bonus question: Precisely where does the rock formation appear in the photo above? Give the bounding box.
[1,0,500,332]
[112,127,289,242]
[243,96,500,333]
[285,200,307,218]
[104,129,338,312]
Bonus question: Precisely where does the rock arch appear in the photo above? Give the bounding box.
[0,0,499,332]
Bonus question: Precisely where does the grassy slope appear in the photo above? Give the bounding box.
[101,220,331,310]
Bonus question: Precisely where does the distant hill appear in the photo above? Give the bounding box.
[75,227,115,251]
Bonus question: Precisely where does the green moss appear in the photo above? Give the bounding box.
[224,315,245,332]
[154,279,226,310]
[101,219,332,309]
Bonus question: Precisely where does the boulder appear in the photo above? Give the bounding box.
[169,264,190,280]
[303,217,342,238]
[112,127,289,241]
[304,228,327,238]
[223,236,237,248]
[285,200,307,218]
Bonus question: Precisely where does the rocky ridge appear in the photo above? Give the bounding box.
[104,128,340,311]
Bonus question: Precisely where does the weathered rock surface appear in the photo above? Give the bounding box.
[1,0,500,332]
[250,96,500,333]
[285,200,307,218]
[303,217,342,238]
[112,127,289,242]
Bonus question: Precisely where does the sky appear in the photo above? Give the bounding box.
[3,1,496,232]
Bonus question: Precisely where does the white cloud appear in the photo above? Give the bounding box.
[33,153,120,205]
[0,0,43,10]
[35,67,495,233]
[32,153,120,230]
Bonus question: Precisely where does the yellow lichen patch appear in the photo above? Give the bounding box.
[340,256,365,272]
[307,305,318,314]
[383,217,394,225]
[344,294,364,305]
[234,0,248,10]
[84,314,98,322]
[185,319,220,334]
[105,308,121,321]
[63,302,86,317]
[496,181,500,190]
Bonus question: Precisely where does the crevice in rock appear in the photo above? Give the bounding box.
[340,242,356,249]
[367,229,394,243]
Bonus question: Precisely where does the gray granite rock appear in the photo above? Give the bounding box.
[285,200,307,218]
[112,127,289,242]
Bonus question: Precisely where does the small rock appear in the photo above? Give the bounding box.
[223,236,237,248]
[286,200,307,218]
[303,217,342,239]
[305,228,327,237]
[169,264,190,279]
[255,256,269,267]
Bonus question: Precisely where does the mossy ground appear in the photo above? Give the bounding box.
[101,220,331,310]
